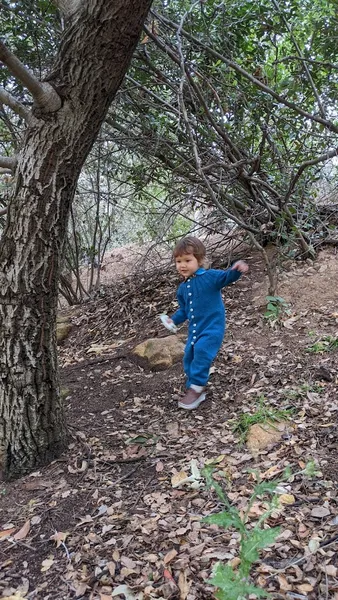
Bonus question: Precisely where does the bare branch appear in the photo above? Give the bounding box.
[285,147,338,202]
[125,75,180,115]
[0,207,8,217]
[0,86,30,121]
[273,56,338,70]
[0,40,61,113]
[0,156,17,170]
[0,167,13,174]
[174,12,260,236]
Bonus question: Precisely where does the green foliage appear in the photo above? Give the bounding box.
[203,461,320,599]
[264,296,291,325]
[306,335,338,353]
[209,562,270,600]
[232,397,294,443]
[203,467,282,599]
[2,0,338,263]
[282,382,325,399]
[0,1,60,92]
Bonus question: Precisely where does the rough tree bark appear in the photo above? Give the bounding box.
[0,0,152,479]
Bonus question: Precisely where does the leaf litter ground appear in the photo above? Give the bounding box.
[1,249,338,600]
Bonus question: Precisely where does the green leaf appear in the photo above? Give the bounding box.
[125,433,155,445]
[208,563,270,599]
[203,508,243,530]
[241,527,280,564]
[253,480,279,497]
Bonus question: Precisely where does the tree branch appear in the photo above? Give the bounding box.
[173,11,260,236]
[271,0,326,119]
[151,10,338,135]
[285,147,338,202]
[0,86,30,121]
[0,40,61,113]
[0,156,17,170]
[273,56,338,70]
[125,75,180,115]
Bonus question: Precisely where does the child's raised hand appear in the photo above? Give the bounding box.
[231,260,249,274]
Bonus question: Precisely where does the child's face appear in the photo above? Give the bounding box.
[175,253,201,278]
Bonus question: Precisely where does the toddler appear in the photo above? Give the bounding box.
[162,236,248,410]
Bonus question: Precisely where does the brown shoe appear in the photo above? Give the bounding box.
[178,387,206,410]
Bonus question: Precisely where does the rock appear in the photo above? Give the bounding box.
[246,420,289,454]
[56,321,72,343]
[133,335,185,369]
[57,314,71,324]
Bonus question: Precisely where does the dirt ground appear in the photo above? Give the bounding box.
[1,247,338,600]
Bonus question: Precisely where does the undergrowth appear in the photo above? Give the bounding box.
[264,296,291,326]
[202,461,319,599]
[306,335,338,353]
[232,396,294,443]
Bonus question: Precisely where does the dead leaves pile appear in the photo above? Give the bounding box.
[1,402,338,600]
[1,252,338,599]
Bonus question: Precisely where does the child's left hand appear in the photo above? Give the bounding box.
[231,260,249,274]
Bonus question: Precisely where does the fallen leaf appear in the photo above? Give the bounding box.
[156,461,164,472]
[13,520,30,541]
[308,538,320,554]
[279,494,295,505]
[178,570,191,600]
[277,575,292,591]
[164,549,178,565]
[107,561,116,576]
[261,465,282,479]
[49,531,69,547]
[0,527,16,538]
[298,523,309,538]
[41,557,54,572]
[283,315,301,329]
[297,583,314,593]
[205,455,225,465]
[75,515,93,528]
[121,556,137,570]
[311,506,330,518]
[75,583,88,597]
[204,550,234,560]
[163,569,176,583]
[324,564,337,576]
[111,584,143,599]
[171,471,188,488]
[232,354,242,363]
[229,557,241,568]
[248,502,265,517]
[31,516,41,525]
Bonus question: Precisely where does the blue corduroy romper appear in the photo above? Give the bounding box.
[171,267,241,388]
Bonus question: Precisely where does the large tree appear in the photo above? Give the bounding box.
[0,0,152,480]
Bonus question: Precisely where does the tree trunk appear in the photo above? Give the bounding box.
[0,0,152,479]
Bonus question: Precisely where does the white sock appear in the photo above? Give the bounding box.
[191,384,204,393]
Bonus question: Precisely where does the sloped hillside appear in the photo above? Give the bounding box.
[1,248,338,600]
